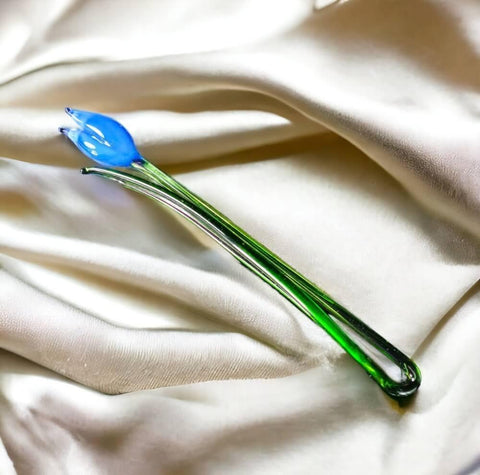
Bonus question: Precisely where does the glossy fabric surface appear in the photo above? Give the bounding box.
[1,0,480,474]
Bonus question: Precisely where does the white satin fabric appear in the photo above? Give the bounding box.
[1,0,479,473]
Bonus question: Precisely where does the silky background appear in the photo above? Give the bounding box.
[1,0,480,473]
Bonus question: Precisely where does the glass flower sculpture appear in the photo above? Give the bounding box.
[60,107,421,402]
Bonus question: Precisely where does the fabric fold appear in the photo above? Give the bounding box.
[1,0,480,472]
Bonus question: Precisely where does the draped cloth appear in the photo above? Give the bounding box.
[1,0,479,473]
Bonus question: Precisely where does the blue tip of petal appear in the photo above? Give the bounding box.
[60,107,141,167]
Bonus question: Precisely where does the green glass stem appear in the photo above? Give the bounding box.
[81,158,421,401]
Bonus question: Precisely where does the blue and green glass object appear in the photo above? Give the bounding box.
[60,107,421,402]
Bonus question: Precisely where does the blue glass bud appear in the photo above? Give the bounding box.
[60,107,141,167]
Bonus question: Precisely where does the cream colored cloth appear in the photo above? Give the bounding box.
[0,0,479,473]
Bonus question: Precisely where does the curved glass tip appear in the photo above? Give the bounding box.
[59,107,141,167]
